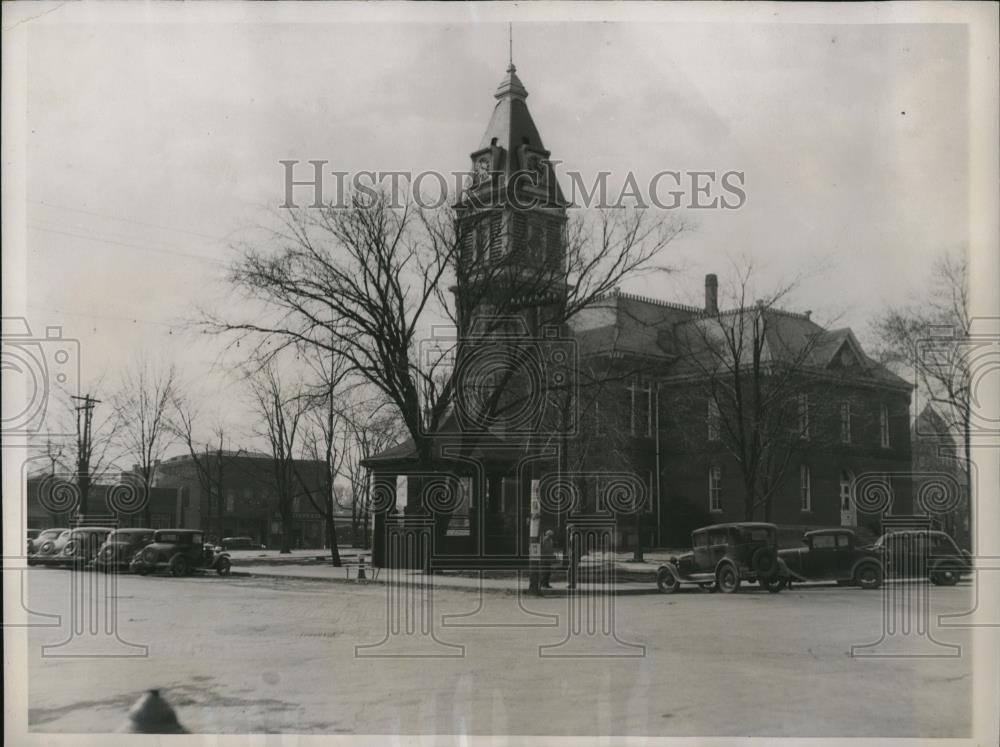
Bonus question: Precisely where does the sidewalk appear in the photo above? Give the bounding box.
[230,558,662,596]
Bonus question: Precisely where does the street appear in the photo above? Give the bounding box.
[24,569,974,736]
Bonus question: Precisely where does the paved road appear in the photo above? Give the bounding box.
[24,569,975,736]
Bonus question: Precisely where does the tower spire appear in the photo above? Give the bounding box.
[508,22,513,68]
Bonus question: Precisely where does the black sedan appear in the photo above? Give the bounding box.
[779,529,883,589]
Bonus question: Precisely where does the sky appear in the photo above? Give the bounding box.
[12,11,974,454]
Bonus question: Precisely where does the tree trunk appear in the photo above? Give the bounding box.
[632,508,643,562]
[77,472,91,518]
[279,499,293,553]
[362,498,371,549]
[326,513,341,566]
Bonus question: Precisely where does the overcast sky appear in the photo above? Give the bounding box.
[15,13,974,452]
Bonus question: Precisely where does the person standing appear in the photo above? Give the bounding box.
[540,529,555,589]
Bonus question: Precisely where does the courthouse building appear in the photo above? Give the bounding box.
[365,64,914,563]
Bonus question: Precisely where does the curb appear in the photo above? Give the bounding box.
[228,569,661,596]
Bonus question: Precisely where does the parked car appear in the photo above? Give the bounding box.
[93,528,156,572]
[869,529,972,586]
[779,528,883,589]
[48,527,113,568]
[220,536,266,551]
[129,529,232,577]
[657,522,789,594]
[29,528,73,566]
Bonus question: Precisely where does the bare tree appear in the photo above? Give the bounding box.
[169,392,243,540]
[874,251,972,544]
[292,346,355,566]
[113,355,178,525]
[246,360,307,553]
[33,379,122,516]
[663,265,835,521]
[206,191,685,481]
[340,386,407,549]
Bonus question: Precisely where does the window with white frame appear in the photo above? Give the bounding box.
[707,399,721,442]
[798,394,809,440]
[880,404,890,448]
[840,402,852,444]
[708,465,722,512]
[800,465,812,512]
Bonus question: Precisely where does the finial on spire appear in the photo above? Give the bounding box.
[508,22,514,70]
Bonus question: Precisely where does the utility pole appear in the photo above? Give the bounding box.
[71,394,101,518]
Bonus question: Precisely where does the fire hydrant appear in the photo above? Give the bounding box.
[120,689,187,733]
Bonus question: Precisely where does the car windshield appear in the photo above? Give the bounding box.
[812,535,836,548]
[931,534,960,554]
[156,532,184,543]
[111,531,150,542]
[745,529,772,542]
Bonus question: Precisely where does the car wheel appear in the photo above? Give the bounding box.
[216,557,232,577]
[656,568,680,594]
[854,563,883,590]
[761,576,786,593]
[169,555,189,578]
[717,564,741,594]
[929,564,959,586]
[750,546,779,580]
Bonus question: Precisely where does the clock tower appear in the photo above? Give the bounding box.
[455,63,570,339]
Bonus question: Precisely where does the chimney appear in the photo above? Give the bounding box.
[704,274,718,315]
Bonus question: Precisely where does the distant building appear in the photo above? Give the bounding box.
[26,473,184,530]
[152,452,330,548]
[911,403,969,547]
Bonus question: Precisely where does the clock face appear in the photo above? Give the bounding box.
[475,157,491,182]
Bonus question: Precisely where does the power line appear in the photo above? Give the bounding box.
[28,223,229,267]
[27,198,230,243]
[26,303,189,331]
[31,215,219,255]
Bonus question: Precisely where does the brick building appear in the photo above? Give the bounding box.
[911,403,969,547]
[26,473,185,530]
[365,63,914,563]
[152,452,331,548]
[570,283,914,547]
